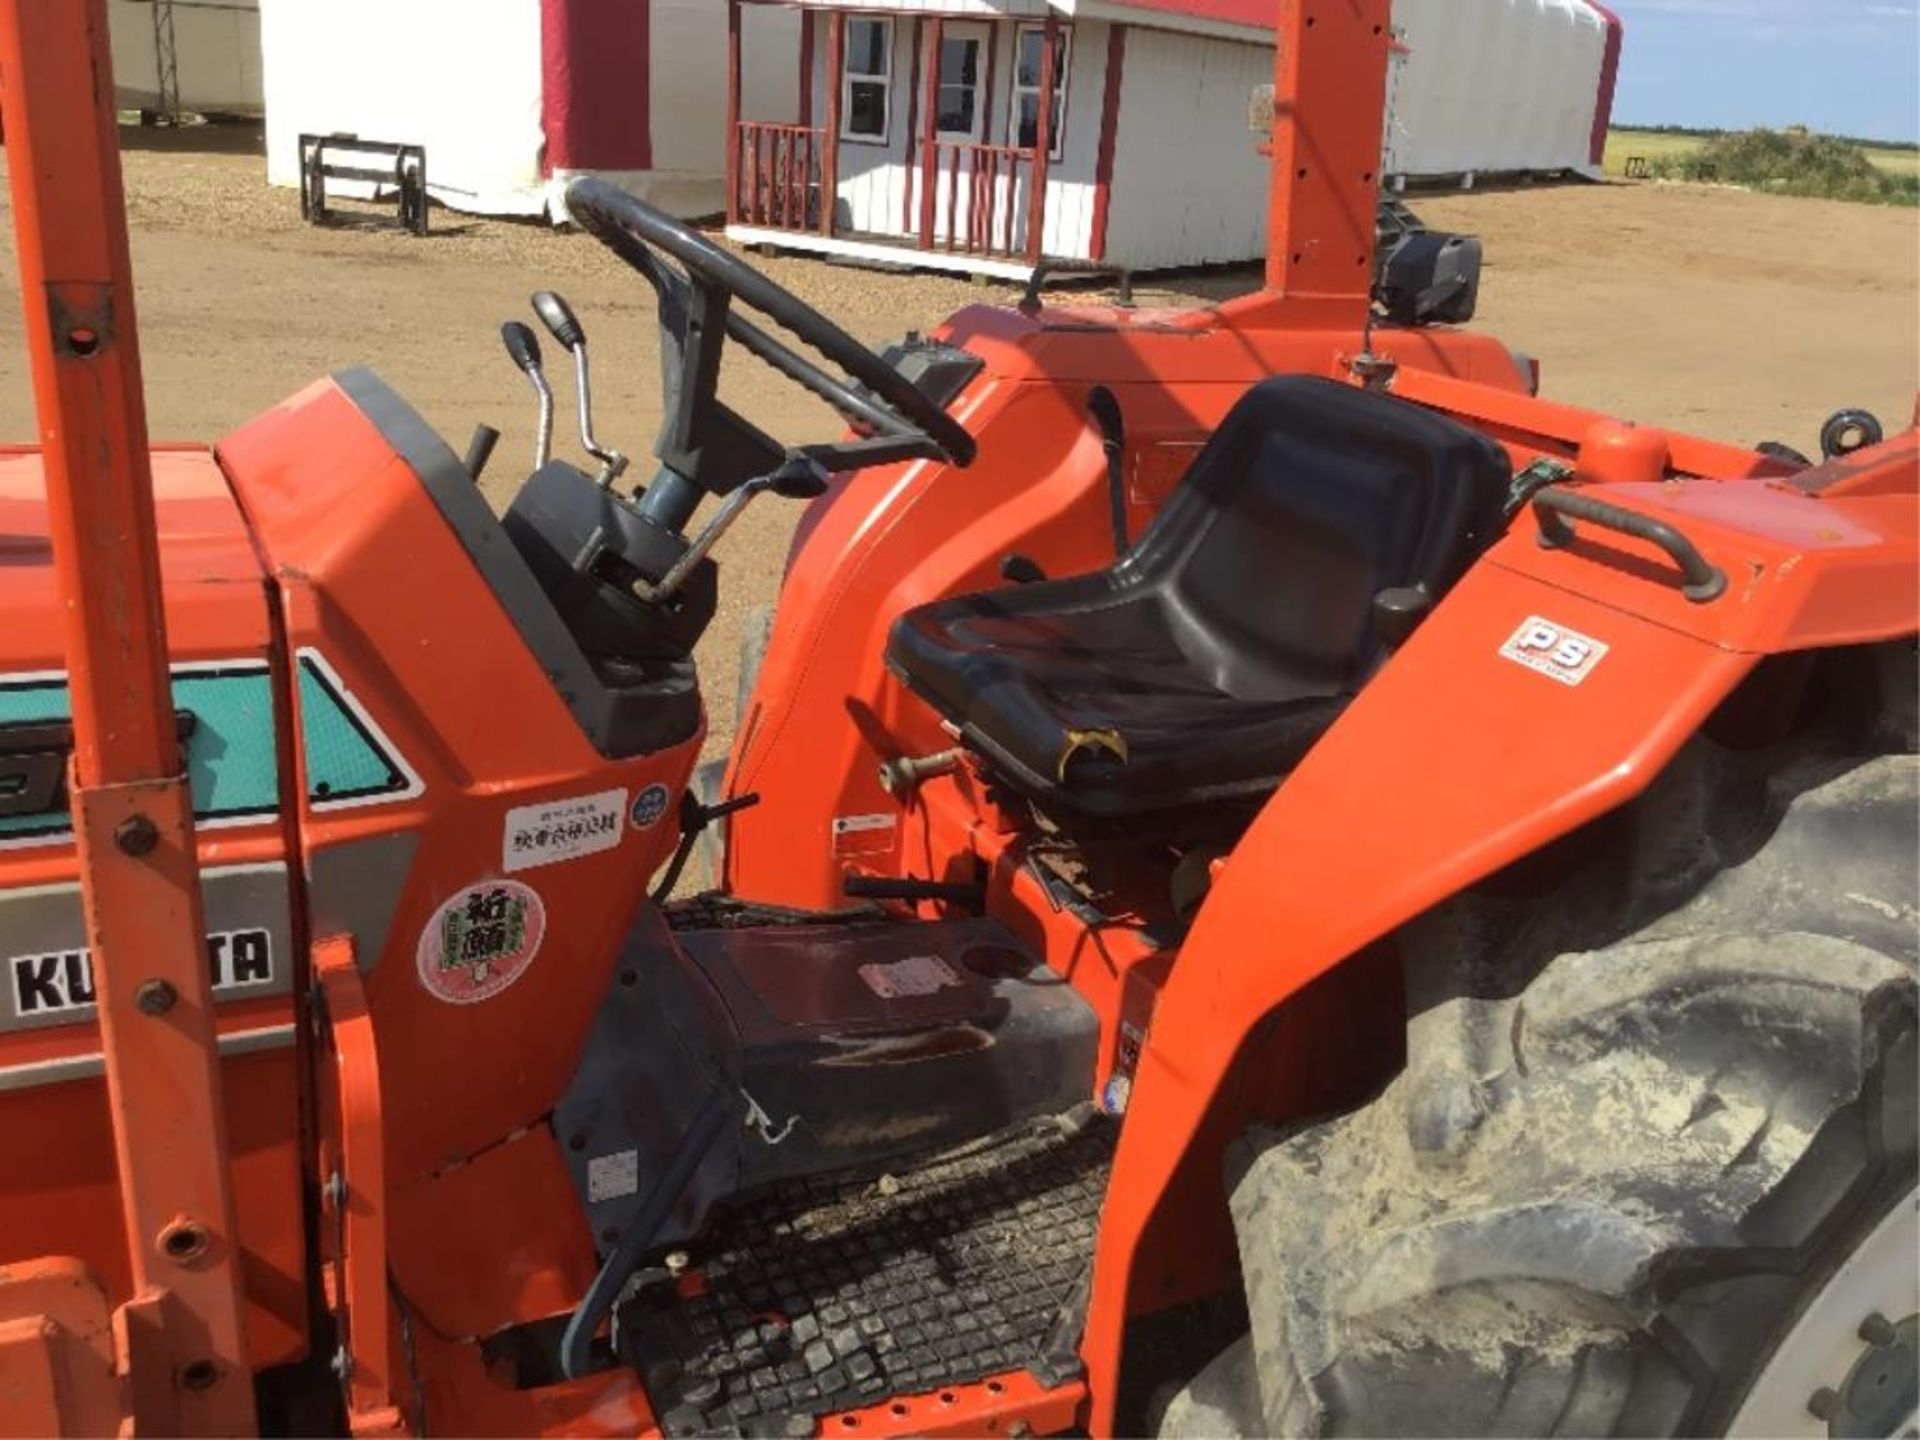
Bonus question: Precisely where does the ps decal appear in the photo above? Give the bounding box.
[416,880,547,1005]
[1499,616,1609,687]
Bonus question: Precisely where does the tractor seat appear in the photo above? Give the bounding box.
[885,375,1512,820]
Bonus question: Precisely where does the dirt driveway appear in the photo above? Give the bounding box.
[2,129,1915,749]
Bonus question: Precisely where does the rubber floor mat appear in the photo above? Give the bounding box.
[621,1110,1114,1436]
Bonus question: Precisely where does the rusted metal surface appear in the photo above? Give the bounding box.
[0,0,252,1431]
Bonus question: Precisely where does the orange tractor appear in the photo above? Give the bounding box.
[1,0,1914,1435]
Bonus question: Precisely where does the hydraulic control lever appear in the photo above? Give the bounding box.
[632,456,830,607]
[499,321,554,469]
[531,289,629,487]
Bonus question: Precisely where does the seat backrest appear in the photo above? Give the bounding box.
[1117,375,1512,700]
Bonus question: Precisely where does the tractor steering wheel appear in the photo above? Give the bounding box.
[563,178,976,500]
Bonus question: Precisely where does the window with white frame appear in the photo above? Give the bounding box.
[841,16,893,144]
[935,31,985,139]
[1011,25,1070,160]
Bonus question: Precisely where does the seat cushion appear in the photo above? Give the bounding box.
[889,584,1347,818]
[887,375,1512,820]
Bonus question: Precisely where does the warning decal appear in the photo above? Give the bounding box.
[858,953,962,999]
[587,1149,640,1203]
[416,880,547,1005]
[503,788,626,872]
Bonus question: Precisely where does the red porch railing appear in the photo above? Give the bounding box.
[925,141,1036,257]
[730,121,823,230]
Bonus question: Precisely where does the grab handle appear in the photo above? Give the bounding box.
[1532,486,1726,603]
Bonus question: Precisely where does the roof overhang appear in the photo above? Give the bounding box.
[761,0,1272,45]
[1063,0,1270,43]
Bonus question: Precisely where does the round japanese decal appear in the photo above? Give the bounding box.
[630,783,671,830]
[416,879,547,1005]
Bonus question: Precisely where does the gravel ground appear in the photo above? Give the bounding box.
[2,123,1915,755]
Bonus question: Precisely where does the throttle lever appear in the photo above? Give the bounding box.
[532,290,585,351]
[500,321,554,469]
[530,289,628,486]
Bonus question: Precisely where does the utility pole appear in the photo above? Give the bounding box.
[151,0,181,123]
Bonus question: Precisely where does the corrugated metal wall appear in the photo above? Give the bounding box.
[111,0,263,114]
[1383,0,1607,179]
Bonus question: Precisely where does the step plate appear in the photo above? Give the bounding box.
[623,1114,1114,1436]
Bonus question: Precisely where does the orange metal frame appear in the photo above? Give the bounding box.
[5,0,1915,1435]
[0,0,252,1431]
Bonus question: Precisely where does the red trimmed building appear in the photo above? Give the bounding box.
[262,0,799,220]
[723,0,1623,279]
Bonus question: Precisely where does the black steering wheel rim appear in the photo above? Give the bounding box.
[565,176,976,471]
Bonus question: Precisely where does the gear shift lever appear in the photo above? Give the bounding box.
[499,321,554,470]
[531,290,628,486]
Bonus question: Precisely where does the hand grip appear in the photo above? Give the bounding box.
[766,457,830,500]
[1532,486,1726,603]
[500,320,543,374]
[531,290,585,351]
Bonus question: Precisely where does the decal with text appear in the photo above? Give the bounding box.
[504,788,626,872]
[858,953,962,999]
[1499,616,1609,687]
[416,880,547,1004]
[10,928,273,1018]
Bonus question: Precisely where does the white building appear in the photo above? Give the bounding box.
[723,0,1624,278]
[258,0,799,219]
[112,0,264,116]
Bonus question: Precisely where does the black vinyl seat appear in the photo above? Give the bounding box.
[885,375,1513,820]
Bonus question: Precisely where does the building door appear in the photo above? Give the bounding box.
[931,23,989,246]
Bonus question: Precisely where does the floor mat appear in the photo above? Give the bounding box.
[621,1111,1114,1436]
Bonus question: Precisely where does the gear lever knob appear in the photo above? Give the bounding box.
[501,320,544,375]
[531,290,585,352]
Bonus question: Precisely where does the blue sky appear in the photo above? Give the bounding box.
[1609,0,1920,141]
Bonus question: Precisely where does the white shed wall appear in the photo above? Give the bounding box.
[815,16,1110,259]
[112,0,263,115]
[262,0,547,215]
[811,14,920,238]
[264,0,796,219]
[1033,20,1109,261]
[1102,26,1269,270]
[1383,0,1605,178]
[635,0,800,215]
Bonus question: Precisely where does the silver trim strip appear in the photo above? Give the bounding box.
[0,1022,297,1094]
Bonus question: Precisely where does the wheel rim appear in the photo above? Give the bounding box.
[1730,1190,1919,1438]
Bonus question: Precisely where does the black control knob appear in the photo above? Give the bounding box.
[501,320,543,375]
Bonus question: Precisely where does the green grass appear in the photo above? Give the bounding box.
[1604,129,1703,174]
[1606,126,1919,204]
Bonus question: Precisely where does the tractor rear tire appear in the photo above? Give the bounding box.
[1162,751,1919,1438]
